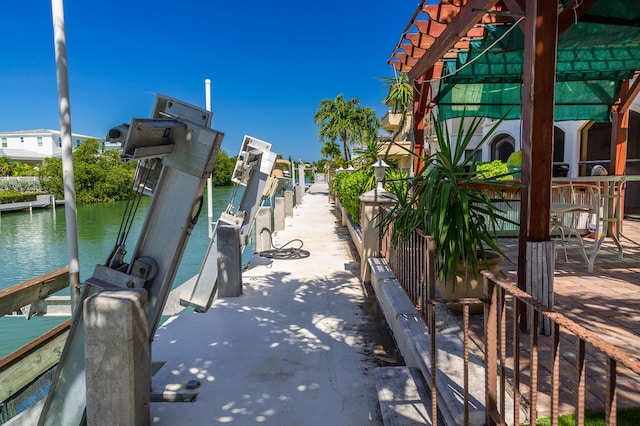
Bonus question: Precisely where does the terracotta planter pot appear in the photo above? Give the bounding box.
[437,251,503,314]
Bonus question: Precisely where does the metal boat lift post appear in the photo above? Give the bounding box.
[180,135,277,310]
[37,95,224,426]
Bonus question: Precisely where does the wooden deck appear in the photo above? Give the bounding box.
[465,218,640,417]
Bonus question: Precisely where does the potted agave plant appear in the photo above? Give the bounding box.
[382,112,517,312]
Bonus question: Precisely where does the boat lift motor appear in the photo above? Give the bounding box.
[180,135,276,311]
[38,95,224,426]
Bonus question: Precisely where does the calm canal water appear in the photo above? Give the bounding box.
[0,185,254,357]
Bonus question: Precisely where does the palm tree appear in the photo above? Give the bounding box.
[0,157,13,176]
[381,73,413,160]
[314,94,380,163]
[352,135,383,169]
[320,140,342,162]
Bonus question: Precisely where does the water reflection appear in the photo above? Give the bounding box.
[0,186,252,356]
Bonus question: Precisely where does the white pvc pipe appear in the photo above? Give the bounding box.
[291,159,296,187]
[298,161,305,192]
[205,78,213,238]
[51,0,81,309]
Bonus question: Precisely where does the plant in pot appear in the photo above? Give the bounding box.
[381,112,518,313]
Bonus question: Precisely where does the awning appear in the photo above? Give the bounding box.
[389,0,640,121]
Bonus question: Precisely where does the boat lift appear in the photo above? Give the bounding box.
[180,135,277,310]
[37,95,225,425]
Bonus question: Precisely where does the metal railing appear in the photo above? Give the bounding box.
[484,271,640,425]
[380,218,436,320]
[378,217,640,425]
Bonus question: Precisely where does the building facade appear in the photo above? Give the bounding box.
[0,129,105,166]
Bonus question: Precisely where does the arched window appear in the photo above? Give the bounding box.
[490,134,515,162]
[580,122,610,176]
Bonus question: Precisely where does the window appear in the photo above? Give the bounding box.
[553,126,565,163]
[464,149,482,162]
[37,136,43,147]
[490,134,515,162]
[1,137,6,148]
[20,137,24,144]
[58,137,62,147]
[76,139,81,147]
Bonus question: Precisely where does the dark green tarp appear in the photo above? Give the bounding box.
[437,0,640,121]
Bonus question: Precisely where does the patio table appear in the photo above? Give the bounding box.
[553,175,640,272]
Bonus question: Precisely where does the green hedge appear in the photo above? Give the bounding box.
[337,169,375,224]
[0,190,43,203]
[477,160,515,180]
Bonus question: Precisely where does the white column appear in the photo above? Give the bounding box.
[205,78,213,238]
[51,0,80,308]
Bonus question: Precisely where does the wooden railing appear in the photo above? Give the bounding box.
[0,267,69,318]
[0,267,70,409]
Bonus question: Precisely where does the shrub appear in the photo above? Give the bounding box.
[0,190,42,203]
[477,160,514,180]
[330,170,347,195]
[384,169,408,196]
[0,178,41,193]
[337,169,374,224]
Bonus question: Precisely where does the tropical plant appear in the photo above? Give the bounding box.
[314,94,380,162]
[381,112,518,286]
[321,140,342,162]
[352,136,383,169]
[380,73,413,160]
[0,156,37,176]
[384,169,408,197]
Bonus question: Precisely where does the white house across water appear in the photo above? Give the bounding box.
[0,129,109,166]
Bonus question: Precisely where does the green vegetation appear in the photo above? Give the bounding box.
[477,160,515,180]
[33,139,239,204]
[507,150,522,168]
[314,94,380,162]
[0,190,41,204]
[38,139,136,203]
[321,141,342,164]
[385,169,408,196]
[211,150,237,186]
[335,169,375,224]
[0,156,37,177]
[535,406,640,425]
[381,112,518,284]
[380,72,413,160]
[352,137,387,170]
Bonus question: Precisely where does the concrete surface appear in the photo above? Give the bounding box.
[375,367,432,425]
[150,183,385,425]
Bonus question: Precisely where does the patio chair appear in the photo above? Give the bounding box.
[550,183,597,262]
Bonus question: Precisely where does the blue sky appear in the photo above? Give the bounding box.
[0,1,418,162]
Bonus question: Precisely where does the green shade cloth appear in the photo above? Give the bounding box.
[436,0,640,121]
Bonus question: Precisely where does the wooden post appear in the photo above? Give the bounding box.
[518,0,558,308]
[525,242,554,335]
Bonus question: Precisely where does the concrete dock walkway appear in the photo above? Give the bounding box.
[150,183,388,425]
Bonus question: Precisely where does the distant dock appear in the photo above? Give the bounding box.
[0,195,62,213]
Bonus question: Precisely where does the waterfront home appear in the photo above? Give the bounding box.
[0,129,106,166]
